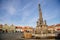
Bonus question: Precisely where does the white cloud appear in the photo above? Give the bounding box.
[43,9,58,20]
[0,14,11,24]
[27,16,38,27]
[7,6,16,15]
[19,2,33,23]
[18,2,37,27]
[0,6,16,23]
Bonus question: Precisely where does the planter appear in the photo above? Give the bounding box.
[24,32,32,39]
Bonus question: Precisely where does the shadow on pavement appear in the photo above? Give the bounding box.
[55,33,60,40]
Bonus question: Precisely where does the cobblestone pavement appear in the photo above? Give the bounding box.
[0,32,23,40]
[19,38,60,40]
[0,32,60,40]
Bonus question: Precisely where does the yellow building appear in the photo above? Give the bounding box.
[2,24,10,32]
[0,24,3,29]
[9,24,16,32]
[0,24,3,32]
[2,24,15,33]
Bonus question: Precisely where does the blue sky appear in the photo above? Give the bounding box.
[0,0,60,27]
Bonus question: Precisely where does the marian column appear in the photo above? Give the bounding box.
[38,4,43,27]
[35,0,47,34]
[36,4,43,28]
[35,4,44,34]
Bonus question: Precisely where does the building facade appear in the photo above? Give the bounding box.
[2,24,10,32]
[0,24,3,32]
[9,24,16,32]
[55,24,60,33]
